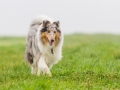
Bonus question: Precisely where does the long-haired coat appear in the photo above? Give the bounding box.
[25,15,63,76]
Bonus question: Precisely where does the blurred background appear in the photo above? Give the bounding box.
[0,0,120,36]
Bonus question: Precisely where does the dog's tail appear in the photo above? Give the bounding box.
[30,15,53,26]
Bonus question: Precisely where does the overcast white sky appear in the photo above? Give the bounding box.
[0,0,120,36]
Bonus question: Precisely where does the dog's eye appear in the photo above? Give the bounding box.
[47,30,50,33]
[54,31,56,33]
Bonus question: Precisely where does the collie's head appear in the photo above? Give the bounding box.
[40,20,62,47]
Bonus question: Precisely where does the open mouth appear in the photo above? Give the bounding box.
[48,40,54,54]
[48,39,54,46]
[49,41,53,46]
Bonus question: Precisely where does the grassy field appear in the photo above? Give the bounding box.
[0,34,120,90]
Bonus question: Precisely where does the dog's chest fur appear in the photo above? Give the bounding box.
[40,44,62,66]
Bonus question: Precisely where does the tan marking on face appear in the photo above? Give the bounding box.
[41,32,48,45]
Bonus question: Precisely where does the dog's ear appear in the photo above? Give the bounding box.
[53,21,60,27]
[53,21,61,33]
[41,20,50,32]
[43,20,50,27]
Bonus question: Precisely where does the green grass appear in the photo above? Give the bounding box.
[0,34,120,90]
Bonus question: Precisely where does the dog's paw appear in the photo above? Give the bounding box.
[47,72,52,77]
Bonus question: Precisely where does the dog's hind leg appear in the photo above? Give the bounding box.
[31,58,37,74]
[31,66,36,74]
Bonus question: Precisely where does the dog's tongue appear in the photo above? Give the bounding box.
[50,42,52,46]
[49,42,54,54]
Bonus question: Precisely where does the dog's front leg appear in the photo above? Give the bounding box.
[37,55,52,77]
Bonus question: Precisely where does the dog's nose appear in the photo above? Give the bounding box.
[51,40,54,42]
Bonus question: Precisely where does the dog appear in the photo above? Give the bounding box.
[25,15,63,76]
